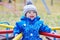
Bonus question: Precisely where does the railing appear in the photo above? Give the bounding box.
[0,22,10,40]
[0,24,60,40]
[0,30,60,40]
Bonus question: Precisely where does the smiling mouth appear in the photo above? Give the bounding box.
[30,16,34,18]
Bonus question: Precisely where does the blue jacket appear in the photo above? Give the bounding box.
[13,16,51,40]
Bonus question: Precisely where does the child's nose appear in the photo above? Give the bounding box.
[30,12,34,14]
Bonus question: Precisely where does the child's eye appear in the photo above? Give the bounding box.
[33,11,37,13]
[28,11,31,13]
[33,10,37,13]
[27,11,31,14]
[27,10,37,14]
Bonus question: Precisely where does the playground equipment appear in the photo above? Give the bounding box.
[51,0,53,6]
[1,0,60,40]
[0,24,60,40]
[0,24,14,29]
[41,0,51,14]
[0,30,13,34]
[0,24,60,30]
[0,22,10,40]
[0,29,60,40]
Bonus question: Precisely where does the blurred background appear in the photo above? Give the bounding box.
[0,0,60,26]
[0,0,60,40]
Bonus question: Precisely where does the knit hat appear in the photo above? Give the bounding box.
[23,0,37,15]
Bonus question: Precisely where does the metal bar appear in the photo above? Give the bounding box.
[41,0,51,14]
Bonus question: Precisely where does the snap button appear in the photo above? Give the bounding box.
[30,33,33,36]
[23,24,26,26]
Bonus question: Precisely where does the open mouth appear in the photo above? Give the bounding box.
[30,16,34,18]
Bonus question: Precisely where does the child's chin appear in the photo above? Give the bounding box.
[30,18,34,20]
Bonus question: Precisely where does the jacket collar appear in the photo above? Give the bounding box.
[20,16,40,24]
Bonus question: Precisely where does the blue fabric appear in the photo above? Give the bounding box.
[13,16,51,40]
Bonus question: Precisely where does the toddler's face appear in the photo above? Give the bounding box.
[26,10,37,20]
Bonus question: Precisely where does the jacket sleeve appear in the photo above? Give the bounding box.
[39,22,52,33]
[13,22,23,36]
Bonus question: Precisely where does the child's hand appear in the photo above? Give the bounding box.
[46,31,56,40]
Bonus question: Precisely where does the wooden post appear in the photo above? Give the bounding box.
[51,0,53,6]
[9,0,12,3]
